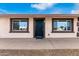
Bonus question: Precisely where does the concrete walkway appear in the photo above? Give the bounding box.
[0,38,79,49]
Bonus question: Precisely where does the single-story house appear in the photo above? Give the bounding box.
[0,14,79,39]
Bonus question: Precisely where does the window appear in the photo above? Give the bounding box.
[10,18,29,33]
[52,18,73,32]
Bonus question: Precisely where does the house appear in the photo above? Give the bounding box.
[0,14,79,39]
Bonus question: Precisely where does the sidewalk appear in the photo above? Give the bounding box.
[0,38,79,49]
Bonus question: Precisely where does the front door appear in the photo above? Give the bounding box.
[34,18,45,39]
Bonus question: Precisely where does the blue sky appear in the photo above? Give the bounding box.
[0,3,78,14]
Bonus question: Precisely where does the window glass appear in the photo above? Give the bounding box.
[11,18,28,32]
[53,19,73,32]
[13,22,19,30]
[19,21,27,30]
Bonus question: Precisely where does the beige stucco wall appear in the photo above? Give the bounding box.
[45,17,77,38]
[0,16,78,38]
[0,17,33,38]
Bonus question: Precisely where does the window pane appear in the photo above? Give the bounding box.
[57,21,67,31]
[53,19,72,32]
[12,19,28,31]
[19,22,27,30]
[13,22,19,30]
[67,20,72,30]
[53,20,57,31]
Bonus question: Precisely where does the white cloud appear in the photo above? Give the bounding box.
[71,10,79,14]
[71,4,79,14]
[0,9,8,14]
[0,9,17,14]
[31,3,55,10]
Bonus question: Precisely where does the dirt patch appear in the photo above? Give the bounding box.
[0,49,79,56]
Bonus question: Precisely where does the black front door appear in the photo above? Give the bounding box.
[34,18,45,39]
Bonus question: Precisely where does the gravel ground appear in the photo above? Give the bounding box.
[0,49,79,56]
